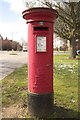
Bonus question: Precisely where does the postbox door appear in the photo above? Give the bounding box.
[31,32,53,94]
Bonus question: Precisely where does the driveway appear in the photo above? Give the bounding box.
[0,51,28,80]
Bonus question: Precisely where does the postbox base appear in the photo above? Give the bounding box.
[27,92,53,118]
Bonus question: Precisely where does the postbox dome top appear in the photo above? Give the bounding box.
[22,7,58,23]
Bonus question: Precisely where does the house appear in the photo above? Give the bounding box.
[0,34,22,51]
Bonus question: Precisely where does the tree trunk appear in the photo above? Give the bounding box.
[70,38,76,58]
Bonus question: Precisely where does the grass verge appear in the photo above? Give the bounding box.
[1,55,79,118]
[2,65,28,107]
[53,55,78,118]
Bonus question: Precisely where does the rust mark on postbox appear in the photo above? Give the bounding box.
[22,7,58,118]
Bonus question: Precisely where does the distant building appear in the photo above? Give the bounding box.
[54,37,66,50]
[0,34,22,51]
[54,38,64,49]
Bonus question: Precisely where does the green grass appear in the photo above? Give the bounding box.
[1,55,79,118]
[53,55,78,118]
[2,65,28,107]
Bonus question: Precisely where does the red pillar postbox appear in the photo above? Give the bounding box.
[22,7,58,117]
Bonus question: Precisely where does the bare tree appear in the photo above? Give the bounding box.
[24,0,80,58]
[54,2,80,58]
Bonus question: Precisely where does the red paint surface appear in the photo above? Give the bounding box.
[22,8,58,94]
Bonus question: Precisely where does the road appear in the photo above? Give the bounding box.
[0,51,28,80]
[0,51,69,80]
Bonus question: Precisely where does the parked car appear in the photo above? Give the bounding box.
[23,45,27,52]
[76,50,80,55]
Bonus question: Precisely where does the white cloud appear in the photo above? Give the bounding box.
[0,0,28,43]
[3,0,80,14]
[0,18,28,42]
[3,0,26,14]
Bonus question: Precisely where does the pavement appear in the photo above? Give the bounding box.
[0,51,28,80]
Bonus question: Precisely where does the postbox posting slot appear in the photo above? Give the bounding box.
[34,27,48,31]
[36,36,46,52]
